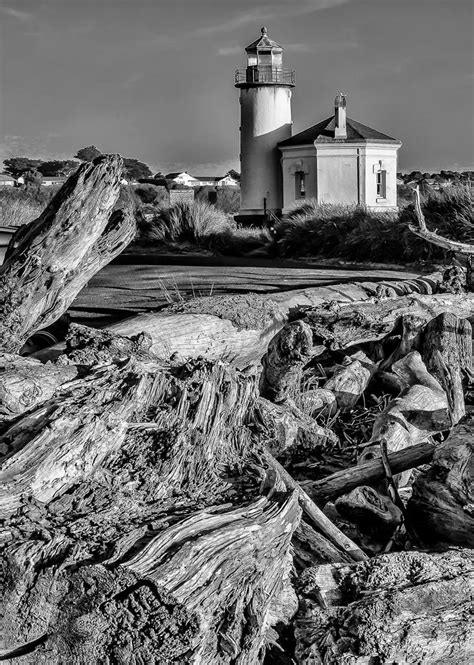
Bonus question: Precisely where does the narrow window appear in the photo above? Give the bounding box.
[296,171,306,199]
[376,170,387,198]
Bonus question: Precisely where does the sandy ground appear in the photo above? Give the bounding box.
[70,255,420,327]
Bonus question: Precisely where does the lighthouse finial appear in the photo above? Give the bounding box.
[261,26,268,35]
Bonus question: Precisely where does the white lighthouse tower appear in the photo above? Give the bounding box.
[235,27,294,223]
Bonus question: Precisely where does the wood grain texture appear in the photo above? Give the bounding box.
[0,155,135,352]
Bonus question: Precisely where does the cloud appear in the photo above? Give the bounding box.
[0,6,33,21]
[196,0,350,37]
[217,46,242,56]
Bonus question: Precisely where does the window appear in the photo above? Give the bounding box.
[295,172,306,199]
[376,170,387,198]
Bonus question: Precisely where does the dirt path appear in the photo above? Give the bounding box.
[70,257,420,327]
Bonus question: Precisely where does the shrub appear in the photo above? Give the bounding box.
[275,187,473,264]
[0,188,53,227]
[137,200,271,255]
[139,200,229,245]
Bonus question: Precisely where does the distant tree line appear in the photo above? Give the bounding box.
[398,170,473,184]
[2,145,154,183]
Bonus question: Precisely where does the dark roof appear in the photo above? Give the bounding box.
[193,176,223,182]
[246,28,282,52]
[279,115,400,147]
[165,172,195,179]
[0,173,15,180]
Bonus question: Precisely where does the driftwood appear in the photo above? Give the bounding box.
[322,350,376,410]
[294,549,474,664]
[301,440,436,503]
[359,352,450,472]
[0,155,135,353]
[0,353,77,424]
[299,292,474,351]
[421,312,472,423]
[0,357,302,662]
[259,320,314,401]
[410,185,474,256]
[264,451,367,562]
[256,396,338,457]
[32,270,453,368]
[409,418,474,547]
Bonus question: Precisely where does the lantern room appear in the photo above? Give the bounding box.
[245,26,283,68]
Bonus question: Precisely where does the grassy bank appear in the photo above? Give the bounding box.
[274,187,473,263]
[137,200,271,256]
[0,187,58,227]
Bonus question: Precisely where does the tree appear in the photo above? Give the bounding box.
[123,158,152,181]
[74,146,102,162]
[3,157,43,178]
[38,160,79,178]
[22,169,43,188]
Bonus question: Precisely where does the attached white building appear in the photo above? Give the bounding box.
[279,94,401,212]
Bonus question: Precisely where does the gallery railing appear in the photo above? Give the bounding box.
[234,68,295,86]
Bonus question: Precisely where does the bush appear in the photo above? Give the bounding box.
[275,187,473,263]
[0,188,54,227]
[137,200,270,255]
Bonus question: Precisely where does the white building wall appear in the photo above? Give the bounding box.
[314,145,360,206]
[240,86,292,215]
[280,141,400,211]
[280,146,317,211]
[362,145,400,210]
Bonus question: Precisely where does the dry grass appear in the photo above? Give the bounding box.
[0,191,44,227]
[276,187,473,263]
[138,200,271,255]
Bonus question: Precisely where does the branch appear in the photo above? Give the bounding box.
[409,186,474,256]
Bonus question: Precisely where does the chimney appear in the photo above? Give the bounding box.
[334,92,347,139]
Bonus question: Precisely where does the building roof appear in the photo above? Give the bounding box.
[42,176,66,181]
[194,176,229,182]
[246,27,282,52]
[165,172,195,180]
[0,173,15,181]
[279,115,400,147]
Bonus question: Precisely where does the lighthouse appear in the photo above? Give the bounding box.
[235,27,295,224]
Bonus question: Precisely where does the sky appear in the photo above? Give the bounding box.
[0,0,473,175]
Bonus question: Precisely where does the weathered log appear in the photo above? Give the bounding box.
[0,353,77,424]
[33,271,455,368]
[410,185,474,257]
[358,352,450,477]
[256,396,338,457]
[292,519,353,568]
[0,155,135,353]
[322,350,376,410]
[301,440,436,503]
[294,549,474,664]
[259,320,315,401]
[408,418,474,546]
[334,485,403,535]
[299,293,474,351]
[263,451,367,562]
[421,312,472,423]
[298,388,337,418]
[0,357,303,663]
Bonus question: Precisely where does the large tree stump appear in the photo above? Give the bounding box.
[0,356,302,663]
[0,155,135,353]
[408,417,474,547]
[421,312,472,423]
